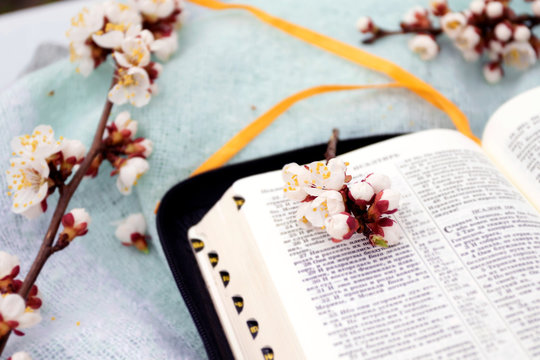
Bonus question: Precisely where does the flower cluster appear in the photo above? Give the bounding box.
[0,252,42,337]
[6,126,85,219]
[66,0,184,106]
[282,159,401,247]
[357,0,540,83]
[115,213,149,253]
[87,111,152,195]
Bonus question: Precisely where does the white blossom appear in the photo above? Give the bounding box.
[364,173,391,194]
[66,4,105,76]
[113,111,138,136]
[378,189,401,213]
[485,1,504,19]
[115,213,146,245]
[469,0,485,15]
[9,352,33,360]
[355,16,373,33]
[402,6,427,26]
[461,49,480,62]
[92,1,142,49]
[109,67,152,107]
[348,182,374,204]
[324,212,358,241]
[282,163,311,201]
[408,34,439,61]
[494,22,512,42]
[533,0,540,16]
[0,251,19,280]
[455,25,481,50]
[0,294,41,334]
[139,139,154,158]
[113,31,153,68]
[70,208,91,228]
[60,139,86,162]
[116,157,149,195]
[502,41,537,70]
[440,12,466,39]
[513,26,531,42]
[6,158,50,218]
[136,0,176,19]
[307,158,347,191]
[296,189,345,228]
[483,64,503,84]
[10,125,61,160]
[381,222,402,246]
[150,32,179,61]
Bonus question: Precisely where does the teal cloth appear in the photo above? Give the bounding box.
[1,0,539,358]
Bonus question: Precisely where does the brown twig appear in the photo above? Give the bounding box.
[325,128,339,162]
[0,79,115,355]
[363,27,443,44]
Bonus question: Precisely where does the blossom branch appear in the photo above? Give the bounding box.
[324,128,340,161]
[362,27,442,44]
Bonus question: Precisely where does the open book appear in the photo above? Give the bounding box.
[187,87,540,360]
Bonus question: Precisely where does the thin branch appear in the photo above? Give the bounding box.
[325,128,339,162]
[0,79,115,355]
[362,27,442,44]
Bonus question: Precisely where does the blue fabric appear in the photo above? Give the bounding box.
[0,0,538,358]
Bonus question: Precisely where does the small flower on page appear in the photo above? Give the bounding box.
[408,34,439,61]
[0,294,41,337]
[109,67,152,107]
[469,0,485,15]
[363,173,390,194]
[116,157,149,195]
[308,158,347,191]
[502,41,537,70]
[348,181,375,209]
[115,213,149,253]
[325,212,360,243]
[297,189,346,229]
[8,352,33,360]
[370,221,402,247]
[6,158,50,219]
[282,163,311,201]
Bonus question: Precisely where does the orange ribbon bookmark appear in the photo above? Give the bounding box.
[188,0,479,176]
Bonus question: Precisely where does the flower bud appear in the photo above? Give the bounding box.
[363,173,391,194]
[116,157,150,195]
[61,139,86,164]
[486,1,503,19]
[324,212,359,242]
[57,208,91,249]
[513,26,531,42]
[483,63,503,84]
[125,138,154,158]
[108,111,138,145]
[348,182,375,208]
[8,352,33,360]
[495,22,512,42]
[115,213,149,253]
[533,0,540,16]
[0,251,20,281]
[408,34,439,61]
[430,0,448,16]
[370,222,401,247]
[369,189,400,219]
[356,16,374,33]
[469,0,485,15]
[402,6,429,27]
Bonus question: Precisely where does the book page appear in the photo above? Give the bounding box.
[235,129,540,359]
[482,86,540,210]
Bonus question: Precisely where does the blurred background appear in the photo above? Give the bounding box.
[1,0,62,14]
